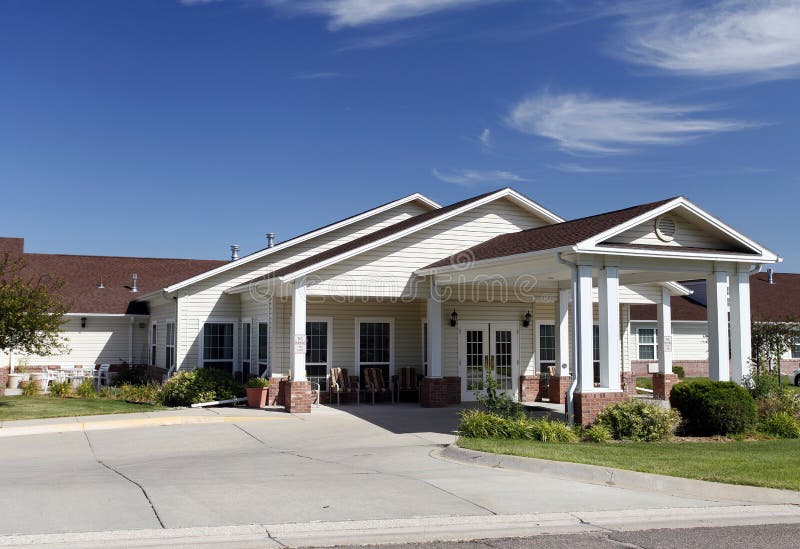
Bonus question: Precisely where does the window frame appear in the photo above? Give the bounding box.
[165,320,176,371]
[355,317,394,385]
[792,337,800,359]
[536,321,556,375]
[305,317,332,391]
[200,320,237,373]
[150,322,158,367]
[257,319,270,377]
[241,320,252,379]
[421,319,428,377]
[637,327,658,361]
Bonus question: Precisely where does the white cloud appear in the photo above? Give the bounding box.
[336,30,418,52]
[506,90,753,155]
[266,0,502,30]
[619,0,800,79]
[291,71,347,80]
[479,128,492,150]
[432,168,528,187]
[180,0,222,5]
[549,163,624,174]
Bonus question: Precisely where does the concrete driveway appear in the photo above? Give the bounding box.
[0,402,737,538]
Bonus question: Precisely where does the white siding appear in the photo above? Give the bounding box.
[605,209,741,250]
[148,300,177,369]
[629,321,708,361]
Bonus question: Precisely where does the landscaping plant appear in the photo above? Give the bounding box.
[670,379,757,436]
[19,380,38,397]
[160,368,244,406]
[760,412,800,439]
[594,399,679,441]
[246,377,270,388]
[581,423,612,443]
[76,378,96,399]
[116,381,162,404]
[476,369,525,419]
[672,366,686,379]
[47,380,71,397]
[112,365,149,386]
[458,410,577,442]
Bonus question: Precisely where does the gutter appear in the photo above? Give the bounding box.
[556,252,580,425]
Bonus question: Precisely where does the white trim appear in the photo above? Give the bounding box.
[165,319,176,372]
[355,317,395,381]
[637,327,658,361]
[306,316,333,389]
[240,318,252,376]
[256,317,270,377]
[199,318,238,371]
[536,320,556,374]
[415,246,574,277]
[458,321,520,401]
[156,194,441,295]
[280,188,563,283]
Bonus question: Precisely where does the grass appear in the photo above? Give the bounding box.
[636,377,653,390]
[458,437,800,491]
[0,396,164,421]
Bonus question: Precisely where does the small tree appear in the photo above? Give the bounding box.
[751,320,800,385]
[0,254,68,370]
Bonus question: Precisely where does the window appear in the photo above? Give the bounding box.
[593,325,600,385]
[150,323,157,367]
[203,322,234,373]
[538,324,556,374]
[358,321,391,385]
[422,321,428,377]
[792,338,800,359]
[306,320,330,390]
[638,328,657,360]
[258,322,270,377]
[241,322,251,378]
[165,322,175,370]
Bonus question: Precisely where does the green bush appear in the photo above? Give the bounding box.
[20,380,39,397]
[76,378,96,399]
[672,366,686,379]
[670,379,757,436]
[112,366,148,387]
[582,424,612,443]
[47,380,71,397]
[595,400,679,441]
[116,381,162,404]
[756,391,800,421]
[760,412,800,439]
[246,377,270,388]
[458,410,577,442]
[476,370,525,419]
[160,368,244,406]
[744,372,782,400]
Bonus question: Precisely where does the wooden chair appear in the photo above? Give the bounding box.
[362,367,392,405]
[392,367,423,403]
[329,367,359,405]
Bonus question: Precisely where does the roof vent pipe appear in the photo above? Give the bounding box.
[768,268,774,284]
[230,245,240,261]
[131,273,138,293]
[266,233,275,248]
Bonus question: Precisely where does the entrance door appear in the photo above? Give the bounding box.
[459,322,519,401]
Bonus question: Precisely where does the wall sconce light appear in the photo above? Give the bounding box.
[450,310,458,327]
[522,311,532,328]
[81,317,87,329]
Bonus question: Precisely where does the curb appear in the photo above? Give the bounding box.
[0,415,287,438]
[438,444,800,505]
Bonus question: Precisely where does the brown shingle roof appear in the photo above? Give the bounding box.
[2,239,225,315]
[630,296,708,322]
[423,197,677,270]
[236,188,506,286]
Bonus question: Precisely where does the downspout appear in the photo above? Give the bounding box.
[557,252,580,425]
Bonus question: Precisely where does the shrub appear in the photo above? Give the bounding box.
[116,381,162,404]
[670,379,757,436]
[476,370,525,419]
[20,380,39,397]
[246,377,271,388]
[112,365,148,386]
[582,424,612,443]
[672,366,686,379]
[458,410,577,442]
[760,412,800,439]
[76,378,96,399]
[595,400,679,441]
[756,391,800,421]
[744,372,781,400]
[47,380,71,397]
[160,368,244,406]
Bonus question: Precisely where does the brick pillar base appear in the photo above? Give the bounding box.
[548,375,572,404]
[573,390,627,426]
[652,373,679,401]
[420,377,461,408]
[621,371,638,396]
[284,380,312,413]
[519,375,543,402]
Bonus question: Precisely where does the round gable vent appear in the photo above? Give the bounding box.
[654,215,677,242]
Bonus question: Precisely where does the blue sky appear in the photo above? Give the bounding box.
[2,0,799,269]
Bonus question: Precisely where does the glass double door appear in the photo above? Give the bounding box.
[459,322,518,401]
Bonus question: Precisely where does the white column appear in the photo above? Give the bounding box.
[657,287,673,375]
[729,268,752,384]
[427,282,443,378]
[555,288,571,376]
[290,280,307,382]
[707,270,730,382]
[598,267,621,390]
[576,265,594,392]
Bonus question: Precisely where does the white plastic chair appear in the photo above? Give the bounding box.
[59,363,75,382]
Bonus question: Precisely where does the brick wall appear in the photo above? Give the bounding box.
[548,375,572,404]
[633,359,800,378]
[653,373,679,400]
[572,391,627,426]
[284,380,312,413]
[420,377,461,408]
[621,371,638,396]
[519,375,543,402]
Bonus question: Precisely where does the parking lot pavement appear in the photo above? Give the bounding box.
[0,404,760,537]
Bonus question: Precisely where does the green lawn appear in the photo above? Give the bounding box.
[458,437,800,491]
[0,396,164,421]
